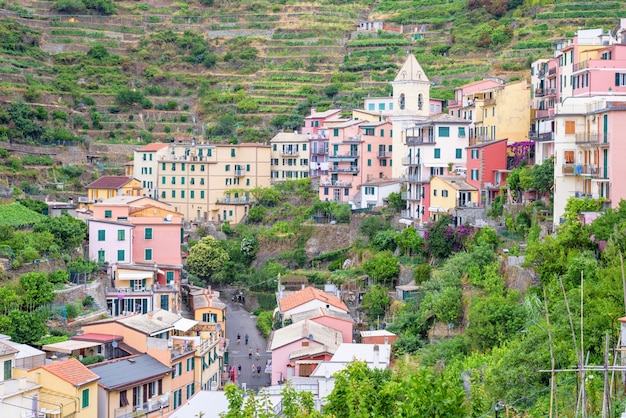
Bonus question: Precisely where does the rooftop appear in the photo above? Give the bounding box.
[270,319,342,351]
[270,132,310,143]
[0,340,19,356]
[89,354,172,390]
[279,287,349,313]
[289,307,354,324]
[72,333,123,343]
[137,143,168,152]
[87,176,137,190]
[36,358,100,387]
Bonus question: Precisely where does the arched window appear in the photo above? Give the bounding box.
[418,94,423,111]
[399,93,405,110]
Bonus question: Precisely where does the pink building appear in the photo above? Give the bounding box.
[88,196,184,316]
[302,108,342,136]
[466,138,509,206]
[278,286,350,319]
[289,307,355,344]
[268,320,342,385]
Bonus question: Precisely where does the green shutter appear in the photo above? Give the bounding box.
[82,388,89,408]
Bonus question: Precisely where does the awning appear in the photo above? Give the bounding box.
[295,360,321,365]
[428,206,450,213]
[399,218,413,225]
[173,317,199,332]
[42,340,100,354]
[118,271,152,280]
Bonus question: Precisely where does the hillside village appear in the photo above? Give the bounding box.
[3,11,626,418]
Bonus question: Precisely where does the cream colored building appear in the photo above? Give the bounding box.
[151,142,271,224]
[133,143,170,199]
[269,132,311,182]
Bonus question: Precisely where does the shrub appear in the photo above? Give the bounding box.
[49,270,68,284]
[413,264,431,284]
[80,355,104,365]
[256,311,273,338]
[65,302,80,319]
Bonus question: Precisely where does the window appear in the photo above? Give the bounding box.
[200,178,205,185]
[246,164,251,171]
[171,177,176,184]
[161,191,166,198]
[4,359,12,380]
[458,127,466,137]
[272,144,277,151]
[231,148,236,157]
[171,190,176,198]
[145,249,152,261]
[333,129,339,137]
[116,229,125,241]
[181,163,185,171]
[181,190,185,198]
[378,103,385,110]
[187,357,195,372]
[367,144,371,152]
[564,150,575,163]
[173,389,182,409]
[171,163,176,171]
[117,250,125,262]
[98,230,105,241]
[246,179,250,186]
[368,103,375,110]
[456,149,462,159]
[433,189,438,197]
[191,165,195,171]
[471,169,479,180]
[380,129,385,137]
[166,271,174,284]
[119,390,129,407]
[344,188,349,196]
[438,127,450,137]
[434,148,441,159]
[186,383,195,400]
[367,159,372,166]
[225,164,230,172]
[145,228,153,240]
[105,210,112,218]
[229,210,233,217]
[200,191,205,199]
[142,153,146,161]
[324,188,329,195]
[190,191,195,199]
[181,177,185,185]
[81,388,90,408]
[615,73,626,86]
[388,145,392,152]
[381,160,387,166]
[162,163,166,171]
[203,313,218,322]
[161,176,166,185]
[200,165,205,172]
[399,93,405,110]
[97,250,105,264]
[565,120,575,134]
[471,149,479,159]
[442,190,448,197]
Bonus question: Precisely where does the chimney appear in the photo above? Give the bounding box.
[384,337,389,345]
[18,377,27,390]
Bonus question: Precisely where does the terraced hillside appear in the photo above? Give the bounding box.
[0,0,625,145]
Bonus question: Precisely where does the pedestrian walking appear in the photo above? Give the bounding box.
[251,364,257,377]
[237,364,242,376]
[245,333,249,345]
[255,347,260,360]
[257,364,261,377]
[237,333,241,344]
[248,347,252,359]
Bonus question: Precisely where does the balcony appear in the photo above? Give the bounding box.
[401,191,407,200]
[280,149,299,157]
[573,60,589,72]
[329,166,359,173]
[535,88,545,97]
[402,157,420,166]
[483,182,501,190]
[320,179,352,187]
[534,109,554,119]
[114,393,170,418]
[484,98,496,106]
[548,67,557,76]
[217,196,250,204]
[106,286,151,294]
[562,163,599,176]
[344,135,362,142]
[575,133,599,145]
[402,191,423,201]
[402,174,424,183]
[233,169,244,177]
[329,152,359,160]
[457,201,479,208]
[447,99,459,107]
[537,132,554,142]
[400,209,414,219]
[311,148,328,155]
[406,136,436,146]
[377,151,390,158]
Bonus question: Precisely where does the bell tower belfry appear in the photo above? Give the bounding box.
[390,53,432,178]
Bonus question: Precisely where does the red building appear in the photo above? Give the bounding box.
[466,138,509,206]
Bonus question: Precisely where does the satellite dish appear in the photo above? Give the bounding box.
[308,334,314,340]
[112,341,118,348]
[165,214,173,221]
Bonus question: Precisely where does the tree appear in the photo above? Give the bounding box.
[424,215,454,259]
[394,226,424,256]
[362,252,399,286]
[533,156,554,194]
[34,214,87,252]
[371,229,398,252]
[387,191,404,212]
[361,284,391,322]
[0,310,48,344]
[186,236,230,282]
[19,272,54,311]
[359,216,392,240]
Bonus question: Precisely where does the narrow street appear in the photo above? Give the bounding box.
[224,295,272,391]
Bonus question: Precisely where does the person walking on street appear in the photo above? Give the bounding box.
[245,333,249,345]
[237,364,242,376]
[251,364,256,377]
[257,364,262,378]
[255,347,260,360]
[248,347,252,359]
[237,333,241,344]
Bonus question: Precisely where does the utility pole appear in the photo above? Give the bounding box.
[544,286,557,418]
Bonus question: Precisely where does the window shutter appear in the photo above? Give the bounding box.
[616,73,621,86]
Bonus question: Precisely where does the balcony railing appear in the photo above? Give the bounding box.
[545,88,557,96]
[573,60,589,72]
[233,169,244,177]
[447,99,459,107]
[159,155,214,162]
[344,135,362,142]
[548,67,557,76]
[114,393,170,418]
[406,136,436,146]
[535,88,545,97]
[402,192,423,201]
[216,197,250,204]
[402,157,420,166]
[320,180,352,187]
[562,163,599,176]
[280,149,299,157]
[329,166,359,173]
[575,133,599,145]
[107,286,151,294]
[402,174,421,183]
[401,192,407,200]
[400,210,414,219]
[329,152,359,159]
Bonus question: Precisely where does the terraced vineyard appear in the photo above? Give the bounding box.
[0,0,624,145]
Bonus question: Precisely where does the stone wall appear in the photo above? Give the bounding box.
[4,259,66,279]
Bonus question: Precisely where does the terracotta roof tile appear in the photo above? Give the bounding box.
[87,176,135,189]
[279,287,349,313]
[137,143,168,152]
[37,358,100,387]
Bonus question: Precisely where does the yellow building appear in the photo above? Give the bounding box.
[269,132,311,182]
[83,176,142,211]
[429,175,478,222]
[28,358,100,418]
[0,341,43,418]
[156,142,271,224]
[189,287,227,338]
[471,80,531,144]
